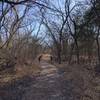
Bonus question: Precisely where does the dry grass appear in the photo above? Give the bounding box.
[0,62,41,86]
[56,63,100,100]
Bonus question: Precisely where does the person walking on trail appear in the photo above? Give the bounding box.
[50,55,53,63]
[38,55,42,63]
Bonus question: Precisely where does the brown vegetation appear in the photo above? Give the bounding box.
[0,0,100,99]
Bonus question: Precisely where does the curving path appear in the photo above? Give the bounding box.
[0,60,76,100]
[21,61,75,100]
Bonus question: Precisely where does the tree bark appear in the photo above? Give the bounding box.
[68,43,75,64]
[96,34,100,64]
[74,39,80,64]
[57,44,62,64]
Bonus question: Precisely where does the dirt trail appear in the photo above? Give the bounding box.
[0,54,99,100]
[0,60,77,100]
[21,61,75,100]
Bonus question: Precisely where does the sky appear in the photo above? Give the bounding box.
[30,0,89,43]
[0,0,89,44]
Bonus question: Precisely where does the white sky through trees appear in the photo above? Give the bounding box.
[0,0,89,45]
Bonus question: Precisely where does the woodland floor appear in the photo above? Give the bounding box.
[0,59,100,100]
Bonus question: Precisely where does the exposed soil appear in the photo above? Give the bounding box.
[0,59,100,100]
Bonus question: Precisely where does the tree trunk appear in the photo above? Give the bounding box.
[96,36,100,64]
[58,51,61,64]
[57,46,61,64]
[74,39,80,64]
[68,43,75,64]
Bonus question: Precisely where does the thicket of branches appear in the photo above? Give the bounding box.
[34,0,100,64]
[0,0,100,71]
[0,0,46,71]
[37,0,100,64]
